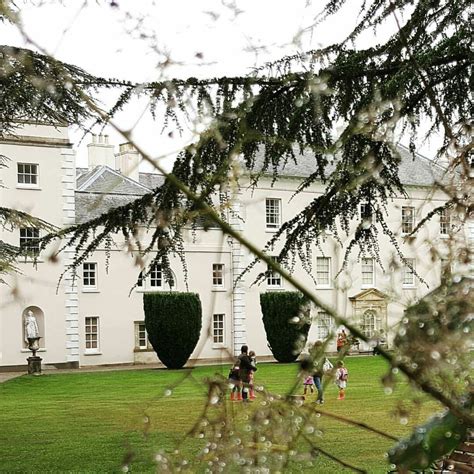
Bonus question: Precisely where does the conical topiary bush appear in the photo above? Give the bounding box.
[260,291,310,362]
[144,292,202,369]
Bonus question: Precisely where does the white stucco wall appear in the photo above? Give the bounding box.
[236,175,450,355]
[1,125,460,369]
[76,238,234,366]
[0,123,76,368]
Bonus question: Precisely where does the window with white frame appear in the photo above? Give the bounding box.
[265,198,281,229]
[316,257,331,286]
[439,208,451,236]
[85,316,99,352]
[82,262,97,289]
[316,311,333,340]
[360,203,374,224]
[17,163,39,186]
[137,264,175,291]
[134,321,150,350]
[361,258,375,286]
[401,206,415,234]
[361,310,377,338]
[150,263,163,287]
[468,221,474,248]
[212,314,225,345]
[19,227,40,255]
[212,263,225,288]
[267,257,282,288]
[402,258,415,286]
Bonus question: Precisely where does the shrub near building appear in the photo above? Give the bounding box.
[144,292,202,369]
[260,292,310,363]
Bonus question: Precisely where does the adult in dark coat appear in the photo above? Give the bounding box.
[238,345,256,401]
[312,359,325,404]
[311,341,325,404]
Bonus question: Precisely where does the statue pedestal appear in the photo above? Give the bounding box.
[27,356,42,375]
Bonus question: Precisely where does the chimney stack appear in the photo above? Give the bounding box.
[115,142,140,182]
[87,134,115,169]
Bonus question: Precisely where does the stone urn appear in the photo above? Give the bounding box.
[27,337,42,375]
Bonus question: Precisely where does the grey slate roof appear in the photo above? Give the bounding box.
[76,166,149,195]
[139,172,165,190]
[76,167,88,178]
[75,192,143,224]
[250,143,448,186]
[75,166,150,224]
[74,146,446,225]
[396,145,447,186]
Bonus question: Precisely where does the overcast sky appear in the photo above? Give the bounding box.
[3,0,409,169]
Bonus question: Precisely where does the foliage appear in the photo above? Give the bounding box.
[0,45,103,136]
[260,291,310,362]
[388,409,468,471]
[393,278,473,405]
[0,206,56,282]
[143,292,202,369]
[1,0,473,470]
[11,0,469,287]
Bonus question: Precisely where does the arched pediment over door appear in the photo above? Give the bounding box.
[349,289,388,350]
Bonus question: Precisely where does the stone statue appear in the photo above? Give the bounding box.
[24,310,40,343]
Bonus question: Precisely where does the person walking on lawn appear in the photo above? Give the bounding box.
[311,341,326,404]
[248,350,257,399]
[335,360,349,400]
[228,361,242,401]
[238,345,257,402]
[336,329,348,353]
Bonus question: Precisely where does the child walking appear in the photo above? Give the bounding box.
[228,362,242,401]
[303,374,315,396]
[248,350,257,399]
[335,360,348,400]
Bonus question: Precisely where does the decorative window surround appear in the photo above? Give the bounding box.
[361,310,377,338]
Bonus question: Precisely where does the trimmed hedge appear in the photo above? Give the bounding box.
[144,292,202,369]
[260,291,310,362]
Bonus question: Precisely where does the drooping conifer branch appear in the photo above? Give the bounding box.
[0,45,108,135]
[3,1,472,289]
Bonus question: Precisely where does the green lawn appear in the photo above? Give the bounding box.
[0,357,439,473]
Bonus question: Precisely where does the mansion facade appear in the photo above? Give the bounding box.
[0,123,468,370]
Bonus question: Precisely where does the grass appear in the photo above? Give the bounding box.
[0,356,439,473]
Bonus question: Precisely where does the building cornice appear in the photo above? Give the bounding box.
[0,134,73,148]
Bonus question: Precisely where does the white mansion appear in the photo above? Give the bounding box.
[0,123,468,371]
